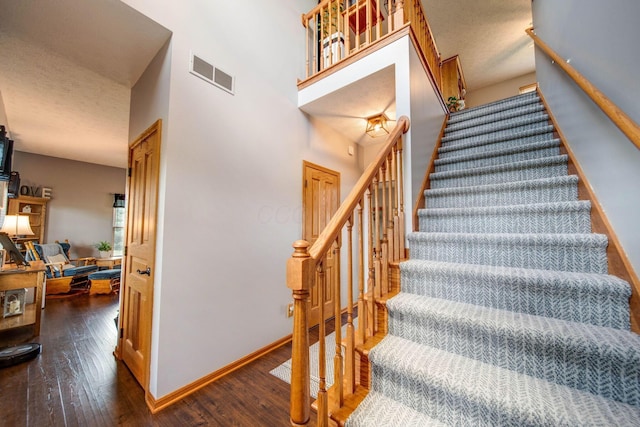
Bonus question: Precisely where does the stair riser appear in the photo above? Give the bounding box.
[387,307,640,405]
[430,162,567,189]
[438,131,555,159]
[445,104,545,133]
[408,235,608,273]
[400,265,630,329]
[442,121,550,146]
[418,207,591,234]
[425,177,578,209]
[370,363,640,427]
[444,114,549,141]
[435,146,560,172]
[448,93,539,124]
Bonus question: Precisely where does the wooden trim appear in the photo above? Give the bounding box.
[412,116,448,230]
[145,334,293,413]
[308,117,410,261]
[441,55,467,96]
[537,87,640,332]
[406,26,447,112]
[526,28,640,151]
[115,119,162,401]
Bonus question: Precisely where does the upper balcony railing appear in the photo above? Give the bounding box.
[301,0,453,101]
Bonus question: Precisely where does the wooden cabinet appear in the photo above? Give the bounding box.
[0,261,45,341]
[7,196,48,252]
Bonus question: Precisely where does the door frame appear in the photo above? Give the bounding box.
[302,160,340,327]
[302,161,341,241]
[115,119,162,399]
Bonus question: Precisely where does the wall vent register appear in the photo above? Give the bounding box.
[189,52,234,95]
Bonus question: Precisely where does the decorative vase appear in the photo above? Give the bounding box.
[99,251,112,258]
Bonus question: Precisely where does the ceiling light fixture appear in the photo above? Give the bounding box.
[365,113,390,138]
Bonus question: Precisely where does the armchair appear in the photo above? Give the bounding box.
[24,242,99,295]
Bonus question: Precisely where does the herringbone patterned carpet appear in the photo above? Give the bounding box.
[346,92,640,426]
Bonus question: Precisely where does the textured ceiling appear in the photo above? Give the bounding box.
[0,0,170,168]
[424,0,534,91]
[0,1,533,166]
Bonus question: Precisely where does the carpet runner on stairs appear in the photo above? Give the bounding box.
[346,92,640,426]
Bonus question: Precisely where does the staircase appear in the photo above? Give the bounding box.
[346,92,640,425]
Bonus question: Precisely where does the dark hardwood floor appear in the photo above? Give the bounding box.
[0,293,318,426]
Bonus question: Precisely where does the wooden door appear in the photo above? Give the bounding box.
[302,161,340,327]
[119,120,161,389]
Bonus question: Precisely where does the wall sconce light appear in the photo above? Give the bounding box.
[366,113,390,138]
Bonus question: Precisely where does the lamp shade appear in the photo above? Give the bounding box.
[0,215,34,236]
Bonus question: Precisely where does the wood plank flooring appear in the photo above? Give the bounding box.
[0,294,318,426]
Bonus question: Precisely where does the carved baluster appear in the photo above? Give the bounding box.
[357,199,365,344]
[317,259,328,427]
[365,0,371,45]
[391,146,399,261]
[395,0,405,30]
[345,215,355,394]
[367,183,376,337]
[376,0,382,39]
[397,138,406,258]
[333,239,343,407]
[381,161,389,296]
[287,241,313,427]
[373,173,382,301]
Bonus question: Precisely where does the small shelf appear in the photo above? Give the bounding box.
[0,303,36,331]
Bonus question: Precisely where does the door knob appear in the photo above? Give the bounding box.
[137,267,151,276]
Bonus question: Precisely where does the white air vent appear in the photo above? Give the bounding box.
[189,52,235,95]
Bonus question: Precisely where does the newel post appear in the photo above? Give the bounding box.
[287,240,314,427]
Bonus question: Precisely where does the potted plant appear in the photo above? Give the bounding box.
[447,96,459,112]
[446,96,466,112]
[96,241,113,258]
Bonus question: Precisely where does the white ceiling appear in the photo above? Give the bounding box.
[0,0,171,168]
[0,0,533,167]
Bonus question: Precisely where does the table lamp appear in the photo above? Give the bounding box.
[0,215,34,266]
[0,214,35,238]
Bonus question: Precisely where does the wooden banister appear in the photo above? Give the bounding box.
[287,116,410,426]
[526,27,640,151]
[309,117,410,261]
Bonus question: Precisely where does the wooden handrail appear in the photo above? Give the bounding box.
[309,116,410,260]
[287,116,410,426]
[526,28,640,151]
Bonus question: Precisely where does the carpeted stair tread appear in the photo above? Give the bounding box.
[445,103,546,134]
[400,259,631,329]
[434,139,560,172]
[386,293,640,405]
[438,124,554,153]
[447,92,539,125]
[343,91,640,427]
[424,175,579,209]
[429,155,568,189]
[367,335,640,426]
[442,113,550,143]
[407,232,608,273]
[418,201,592,234]
[345,391,448,427]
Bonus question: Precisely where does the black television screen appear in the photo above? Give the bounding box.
[0,125,14,181]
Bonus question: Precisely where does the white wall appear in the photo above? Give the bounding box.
[124,0,365,398]
[12,151,126,258]
[465,72,537,108]
[407,41,447,219]
[532,0,640,276]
